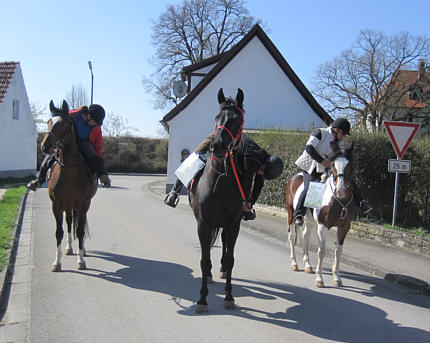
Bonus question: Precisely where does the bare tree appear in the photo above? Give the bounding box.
[103,112,137,138]
[65,83,89,109]
[312,30,430,132]
[30,102,48,132]
[144,0,261,110]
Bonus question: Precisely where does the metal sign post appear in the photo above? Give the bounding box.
[383,121,420,227]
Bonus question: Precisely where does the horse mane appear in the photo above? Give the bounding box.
[328,141,353,162]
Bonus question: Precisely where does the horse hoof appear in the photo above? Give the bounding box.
[305,267,314,274]
[219,271,227,279]
[51,264,61,272]
[207,276,213,284]
[291,264,299,271]
[315,280,325,288]
[333,280,343,287]
[77,262,87,270]
[65,248,73,255]
[224,300,235,310]
[195,304,208,314]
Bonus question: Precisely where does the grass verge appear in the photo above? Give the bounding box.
[0,184,29,272]
[383,223,430,237]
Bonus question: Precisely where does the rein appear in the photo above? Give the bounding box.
[211,106,246,201]
[48,117,81,168]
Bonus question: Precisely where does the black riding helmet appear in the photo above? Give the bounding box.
[331,118,351,135]
[88,104,105,126]
[264,155,284,180]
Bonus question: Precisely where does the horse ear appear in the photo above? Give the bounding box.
[218,88,226,104]
[62,100,69,114]
[236,88,244,109]
[49,100,56,115]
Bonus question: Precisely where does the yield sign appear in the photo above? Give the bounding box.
[383,121,421,159]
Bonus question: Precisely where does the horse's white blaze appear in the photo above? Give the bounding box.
[333,157,349,198]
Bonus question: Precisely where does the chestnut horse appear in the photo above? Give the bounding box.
[285,143,356,287]
[189,88,245,313]
[41,100,98,271]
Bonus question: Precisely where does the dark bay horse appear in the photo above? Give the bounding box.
[189,88,245,313]
[41,100,98,271]
[285,143,356,287]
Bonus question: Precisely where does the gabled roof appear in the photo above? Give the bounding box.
[0,62,19,104]
[395,69,428,109]
[161,24,332,129]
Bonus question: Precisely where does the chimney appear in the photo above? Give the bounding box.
[418,59,426,80]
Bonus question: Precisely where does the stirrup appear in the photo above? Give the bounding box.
[164,192,179,208]
[243,209,256,221]
[294,215,304,226]
[26,180,41,191]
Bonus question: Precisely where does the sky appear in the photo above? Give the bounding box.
[2,0,429,137]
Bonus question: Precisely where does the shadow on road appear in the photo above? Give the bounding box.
[66,250,429,343]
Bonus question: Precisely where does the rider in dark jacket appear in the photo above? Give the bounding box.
[164,133,283,221]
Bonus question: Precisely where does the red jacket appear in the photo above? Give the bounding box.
[69,107,103,157]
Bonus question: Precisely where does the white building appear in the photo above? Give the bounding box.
[0,62,37,178]
[161,24,332,192]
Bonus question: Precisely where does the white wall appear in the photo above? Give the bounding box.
[0,64,37,177]
[166,37,327,187]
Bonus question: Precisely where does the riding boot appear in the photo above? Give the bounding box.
[243,209,256,221]
[293,190,307,226]
[360,200,373,215]
[164,179,183,207]
[26,154,55,191]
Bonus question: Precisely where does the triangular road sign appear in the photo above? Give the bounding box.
[383,121,421,159]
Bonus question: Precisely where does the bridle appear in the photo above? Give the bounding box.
[211,105,246,200]
[45,115,78,167]
[328,157,354,219]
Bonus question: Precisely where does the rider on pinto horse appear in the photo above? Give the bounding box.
[292,118,373,226]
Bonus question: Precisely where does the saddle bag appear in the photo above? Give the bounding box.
[175,152,206,188]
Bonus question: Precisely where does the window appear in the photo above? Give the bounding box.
[13,99,19,120]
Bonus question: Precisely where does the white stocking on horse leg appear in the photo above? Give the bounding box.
[65,232,73,255]
[315,224,328,287]
[332,241,344,287]
[77,249,86,270]
[288,225,299,271]
[302,224,313,273]
[52,245,62,272]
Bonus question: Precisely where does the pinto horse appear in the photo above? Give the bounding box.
[189,88,245,313]
[41,100,98,272]
[285,143,356,288]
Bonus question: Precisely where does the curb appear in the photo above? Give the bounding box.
[0,190,28,309]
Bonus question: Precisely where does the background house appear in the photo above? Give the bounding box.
[161,24,332,192]
[0,62,37,178]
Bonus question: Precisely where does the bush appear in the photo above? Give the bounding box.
[247,129,430,228]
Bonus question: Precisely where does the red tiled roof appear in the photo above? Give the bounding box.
[0,62,19,104]
[395,70,428,109]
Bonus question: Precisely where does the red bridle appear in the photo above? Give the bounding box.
[213,106,244,142]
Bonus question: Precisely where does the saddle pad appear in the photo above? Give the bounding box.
[304,181,327,209]
[175,152,205,188]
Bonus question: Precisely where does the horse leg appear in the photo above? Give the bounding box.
[302,222,313,273]
[220,229,227,279]
[223,223,240,310]
[65,209,73,255]
[196,224,212,314]
[332,225,349,287]
[315,223,328,288]
[52,207,63,272]
[288,224,299,271]
[76,213,87,270]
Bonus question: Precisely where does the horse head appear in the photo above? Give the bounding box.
[41,100,74,154]
[211,88,244,158]
[329,142,354,199]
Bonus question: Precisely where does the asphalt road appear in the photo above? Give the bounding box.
[3,175,430,342]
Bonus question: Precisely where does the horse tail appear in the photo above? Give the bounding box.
[210,227,222,248]
[72,210,91,240]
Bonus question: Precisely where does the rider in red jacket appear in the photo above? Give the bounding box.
[27,104,111,191]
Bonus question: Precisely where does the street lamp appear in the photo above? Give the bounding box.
[88,61,94,104]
